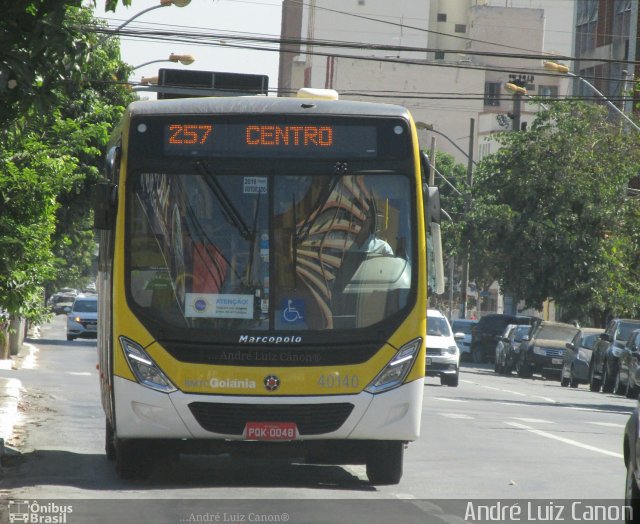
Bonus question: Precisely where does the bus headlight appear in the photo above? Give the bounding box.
[119,337,177,393]
[365,338,422,394]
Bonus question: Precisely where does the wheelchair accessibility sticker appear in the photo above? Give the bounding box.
[281,299,305,325]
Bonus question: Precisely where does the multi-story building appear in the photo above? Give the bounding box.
[278,0,575,164]
[574,0,638,114]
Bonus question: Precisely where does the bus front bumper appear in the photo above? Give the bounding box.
[113,376,423,441]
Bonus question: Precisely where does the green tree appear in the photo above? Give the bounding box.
[0,4,134,338]
[429,150,503,314]
[0,1,132,123]
[469,101,640,326]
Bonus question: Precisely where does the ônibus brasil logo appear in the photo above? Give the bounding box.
[8,500,73,523]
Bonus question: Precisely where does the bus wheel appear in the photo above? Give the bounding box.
[365,441,404,485]
[105,419,116,461]
[115,439,152,480]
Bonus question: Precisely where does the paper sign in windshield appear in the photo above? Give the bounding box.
[185,293,254,319]
[243,177,267,194]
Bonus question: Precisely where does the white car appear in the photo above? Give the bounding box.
[66,295,98,341]
[426,309,461,387]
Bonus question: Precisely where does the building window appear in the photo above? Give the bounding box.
[538,85,558,98]
[455,24,466,33]
[434,51,445,60]
[437,13,447,22]
[484,82,501,107]
[479,142,492,160]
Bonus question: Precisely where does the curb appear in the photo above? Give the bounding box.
[0,377,22,462]
[0,341,34,464]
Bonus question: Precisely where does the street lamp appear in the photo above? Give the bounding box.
[504,82,527,132]
[98,0,191,46]
[415,122,478,167]
[133,53,195,70]
[543,60,640,133]
[416,120,475,319]
[140,76,158,85]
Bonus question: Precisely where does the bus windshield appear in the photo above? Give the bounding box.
[126,167,415,334]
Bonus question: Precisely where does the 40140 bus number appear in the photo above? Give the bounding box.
[317,374,359,389]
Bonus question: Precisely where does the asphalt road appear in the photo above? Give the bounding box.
[0,316,635,523]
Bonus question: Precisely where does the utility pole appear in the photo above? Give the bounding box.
[459,117,475,319]
[502,81,527,315]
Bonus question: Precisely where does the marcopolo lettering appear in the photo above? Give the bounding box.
[238,335,303,344]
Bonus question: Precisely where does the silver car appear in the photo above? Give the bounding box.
[451,319,477,362]
[66,295,98,341]
[561,328,604,388]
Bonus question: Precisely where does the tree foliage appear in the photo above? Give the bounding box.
[469,101,640,325]
[0,4,134,322]
[0,1,128,122]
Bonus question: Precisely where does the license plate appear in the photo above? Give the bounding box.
[426,357,432,365]
[552,358,563,365]
[243,421,299,441]
[86,323,97,330]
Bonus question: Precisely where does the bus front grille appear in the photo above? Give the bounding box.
[188,402,355,435]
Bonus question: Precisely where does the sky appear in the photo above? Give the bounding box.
[95,0,283,97]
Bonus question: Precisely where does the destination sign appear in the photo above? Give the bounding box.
[162,122,379,158]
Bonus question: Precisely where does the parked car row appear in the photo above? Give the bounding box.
[471,313,539,363]
[488,315,640,400]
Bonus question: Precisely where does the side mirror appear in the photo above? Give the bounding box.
[566,342,576,351]
[600,333,612,342]
[454,332,465,340]
[522,335,530,341]
[94,182,118,230]
[63,306,72,313]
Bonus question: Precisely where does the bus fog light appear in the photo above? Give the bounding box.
[119,337,177,393]
[365,338,422,394]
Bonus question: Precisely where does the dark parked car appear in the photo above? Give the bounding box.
[560,327,604,388]
[615,329,640,398]
[515,321,579,379]
[471,314,537,364]
[590,318,640,393]
[495,324,532,375]
[47,292,76,315]
[624,406,640,521]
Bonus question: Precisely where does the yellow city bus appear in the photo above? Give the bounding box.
[94,87,444,484]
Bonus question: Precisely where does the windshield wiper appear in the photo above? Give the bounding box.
[296,161,349,242]
[195,161,252,241]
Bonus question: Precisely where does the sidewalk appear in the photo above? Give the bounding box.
[0,328,39,462]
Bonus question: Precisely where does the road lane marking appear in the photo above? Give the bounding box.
[512,418,553,424]
[532,396,557,403]
[439,413,474,419]
[587,422,625,428]
[66,372,92,376]
[500,389,527,397]
[506,421,623,458]
[432,397,466,402]
[565,406,633,415]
